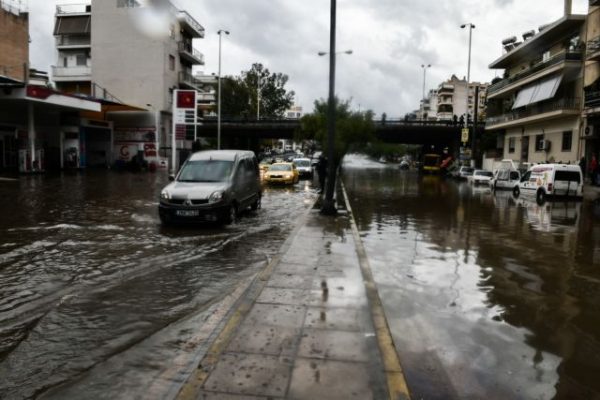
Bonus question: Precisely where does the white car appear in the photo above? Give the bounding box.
[516,164,583,202]
[292,158,313,178]
[469,170,493,185]
[490,169,521,191]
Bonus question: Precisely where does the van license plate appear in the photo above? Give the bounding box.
[176,210,199,217]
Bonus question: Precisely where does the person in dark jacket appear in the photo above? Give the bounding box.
[316,155,328,193]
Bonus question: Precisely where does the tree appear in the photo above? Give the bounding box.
[219,63,295,118]
[297,98,375,211]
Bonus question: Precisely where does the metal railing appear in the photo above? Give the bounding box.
[56,3,90,14]
[56,35,91,47]
[585,91,600,108]
[587,35,600,57]
[178,42,204,64]
[488,51,582,95]
[486,97,580,127]
[178,11,205,37]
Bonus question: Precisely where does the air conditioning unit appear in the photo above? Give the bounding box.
[584,122,594,137]
[543,140,552,152]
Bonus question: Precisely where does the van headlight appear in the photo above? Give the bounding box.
[160,190,171,200]
[209,191,224,203]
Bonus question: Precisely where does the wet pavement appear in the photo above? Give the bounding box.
[176,203,401,400]
[0,170,317,399]
[343,155,600,400]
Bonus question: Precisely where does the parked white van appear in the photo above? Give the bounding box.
[515,164,583,202]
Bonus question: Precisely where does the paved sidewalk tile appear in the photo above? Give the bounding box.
[244,303,306,328]
[297,329,371,362]
[226,325,300,357]
[202,353,291,397]
[288,359,374,400]
[304,306,370,332]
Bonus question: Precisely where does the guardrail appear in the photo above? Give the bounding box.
[51,65,91,78]
[486,97,580,127]
[488,51,582,95]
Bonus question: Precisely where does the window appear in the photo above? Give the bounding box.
[535,134,545,151]
[76,54,87,66]
[169,55,175,71]
[508,137,516,153]
[562,131,572,151]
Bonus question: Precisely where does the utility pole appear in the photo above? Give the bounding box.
[322,0,337,215]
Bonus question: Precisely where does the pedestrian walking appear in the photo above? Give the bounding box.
[316,155,328,193]
[590,155,598,186]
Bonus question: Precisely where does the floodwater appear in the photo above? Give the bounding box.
[0,170,316,399]
[343,155,600,400]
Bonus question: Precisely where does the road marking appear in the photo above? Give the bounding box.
[341,181,412,400]
[0,177,18,182]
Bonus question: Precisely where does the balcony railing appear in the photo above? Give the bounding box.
[486,97,580,127]
[587,35,600,58]
[178,11,205,38]
[56,35,91,47]
[487,51,582,95]
[585,91,600,109]
[52,65,91,79]
[178,42,205,65]
[56,4,91,14]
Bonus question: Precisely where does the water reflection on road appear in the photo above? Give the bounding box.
[0,171,316,399]
[343,156,600,400]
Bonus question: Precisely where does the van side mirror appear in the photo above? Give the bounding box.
[169,175,175,181]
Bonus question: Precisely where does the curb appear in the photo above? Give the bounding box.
[340,181,412,400]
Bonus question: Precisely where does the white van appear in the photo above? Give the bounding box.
[516,164,583,202]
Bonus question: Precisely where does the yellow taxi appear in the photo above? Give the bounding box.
[264,162,299,185]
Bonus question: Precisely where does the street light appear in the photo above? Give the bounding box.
[257,73,262,120]
[461,22,476,163]
[421,64,431,101]
[461,23,475,121]
[217,29,230,150]
[318,50,353,56]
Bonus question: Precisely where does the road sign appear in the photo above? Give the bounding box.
[171,90,198,174]
[461,128,469,143]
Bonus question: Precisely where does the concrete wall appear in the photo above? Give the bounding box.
[503,116,581,164]
[0,8,28,82]
[90,0,175,111]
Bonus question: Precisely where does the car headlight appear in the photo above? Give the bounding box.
[160,190,170,200]
[209,191,224,203]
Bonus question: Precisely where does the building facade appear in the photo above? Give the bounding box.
[486,2,585,165]
[52,0,209,169]
[583,0,600,170]
[417,77,487,122]
[0,0,28,83]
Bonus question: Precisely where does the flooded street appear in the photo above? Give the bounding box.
[343,156,600,400]
[0,171,316,399]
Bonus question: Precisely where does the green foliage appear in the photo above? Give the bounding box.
[296,98,376,163]
[219,63,295,118]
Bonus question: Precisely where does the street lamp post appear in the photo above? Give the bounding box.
[257,74,261,120]
[217,29,230,150]
[461,22,475,164]
[421,64,431,121]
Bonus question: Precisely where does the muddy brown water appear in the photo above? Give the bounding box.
[343,156,600,400]
[0,170,316,399]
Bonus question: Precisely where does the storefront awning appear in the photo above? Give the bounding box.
[512,75,563,109]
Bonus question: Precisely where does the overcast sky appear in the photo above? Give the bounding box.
[28,0,588,116]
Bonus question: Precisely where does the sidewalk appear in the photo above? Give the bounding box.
[175,197,410,400]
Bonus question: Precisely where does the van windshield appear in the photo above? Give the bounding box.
[178,160,234,182]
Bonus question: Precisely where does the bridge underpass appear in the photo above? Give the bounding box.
[195,119,485,158]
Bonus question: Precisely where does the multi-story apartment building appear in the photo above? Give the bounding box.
[416,77,487,122]
[52,0,208,169]
[485,1,585,165]
[583,0,600,168]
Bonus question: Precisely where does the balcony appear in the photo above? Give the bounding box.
[587,35,600,61]
[56,4,91,15]
[179,71,203,90]
[178,11,205,38]
[438,97,453,106]
[178,42,205,65]
[51,65,92,81]
[486,97,580,129]
[585,90,600,110]
[487,51,582,97]
[56,35,90,49]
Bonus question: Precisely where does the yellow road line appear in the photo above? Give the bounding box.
[341,181,412,400]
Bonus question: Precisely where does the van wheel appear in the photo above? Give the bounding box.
[513,186,520,197]
[536,189,546,204]
[251,194,261,211]
[225,204,238,224]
